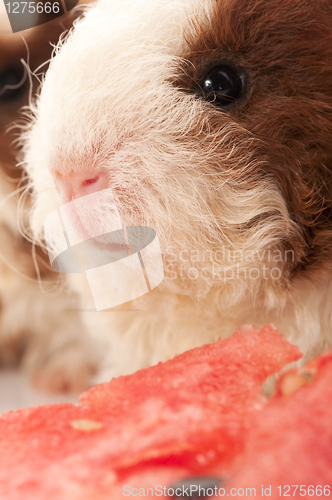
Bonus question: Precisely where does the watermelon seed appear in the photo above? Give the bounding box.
[70,419,104,432]
[299,370,315,382]
[170,477,224,498]
[262,374,277,398]
[280,373,310,397]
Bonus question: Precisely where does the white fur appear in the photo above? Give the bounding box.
[22,0,332,381]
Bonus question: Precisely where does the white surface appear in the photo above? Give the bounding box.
[0,369,77,415]
[0,3,12,33]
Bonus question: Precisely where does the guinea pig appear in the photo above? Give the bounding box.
[22,0,332,381]
[0,5,99,393]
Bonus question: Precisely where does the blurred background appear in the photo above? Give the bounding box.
[0,370,75,413]
[0,1,94,413]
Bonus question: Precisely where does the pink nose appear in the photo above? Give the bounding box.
[52,169,108,202]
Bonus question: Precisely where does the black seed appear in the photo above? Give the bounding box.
[170,477,224,498]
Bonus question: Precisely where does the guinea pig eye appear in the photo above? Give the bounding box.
[199,65,243,107]
[0,64,27,102]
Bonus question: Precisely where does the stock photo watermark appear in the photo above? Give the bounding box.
[0,0,79,33]
[123,484,256,497]
[122,483,331,497]
[43,187,294,311]
[44,188,164,311]
[164,246,295,283]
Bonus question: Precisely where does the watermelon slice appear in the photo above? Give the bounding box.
[0,325,304,499]
[225,350,332,499]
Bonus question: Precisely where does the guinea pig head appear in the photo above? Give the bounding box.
[23,0,332,304]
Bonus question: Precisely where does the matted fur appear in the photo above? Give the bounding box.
[22,0,332,380]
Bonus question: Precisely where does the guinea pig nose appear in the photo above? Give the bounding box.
[52,169,108,202]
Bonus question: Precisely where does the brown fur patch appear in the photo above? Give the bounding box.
[174,0,332,279]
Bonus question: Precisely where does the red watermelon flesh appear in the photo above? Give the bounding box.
[225,350,332,499]
[0,324,300,500]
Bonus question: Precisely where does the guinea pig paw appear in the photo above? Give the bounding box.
[22,337,101,395]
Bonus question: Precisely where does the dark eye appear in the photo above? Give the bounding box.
[199,64,244,107]
[0,64,28,103]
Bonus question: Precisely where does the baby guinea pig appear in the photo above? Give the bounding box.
[0,5,99,392]
[23,0,332,380]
